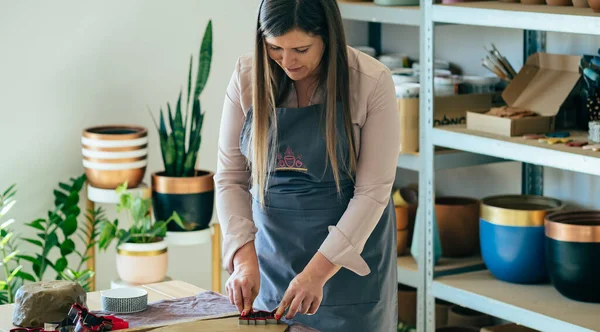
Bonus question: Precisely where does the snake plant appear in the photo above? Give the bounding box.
[150,20,213,177]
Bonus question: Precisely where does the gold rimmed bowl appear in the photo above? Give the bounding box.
[545,210,600,303]
[480,195,564,284]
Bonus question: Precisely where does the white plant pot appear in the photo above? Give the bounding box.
[116,239,168,285]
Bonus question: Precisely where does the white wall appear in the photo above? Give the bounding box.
[0,0,260,292]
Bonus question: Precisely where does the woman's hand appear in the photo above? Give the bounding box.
[226,241,260,316]
[275,252,341,320]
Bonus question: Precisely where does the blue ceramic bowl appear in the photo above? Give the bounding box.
[480,219,547,284]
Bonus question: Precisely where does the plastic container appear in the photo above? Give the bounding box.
[461,75,500,94]
[378,53,409,70]
[435,76,455,96]
[396,83,420,98]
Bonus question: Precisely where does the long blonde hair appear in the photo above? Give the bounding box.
[250,0,356,206]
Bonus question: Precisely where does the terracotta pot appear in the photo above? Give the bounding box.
[395,205,417,231]
[572,0,589,7]
[589,0,600,11]
[152,170,215,232]
[82,125,148,189]
[435,197,480,258]
[447,305,493,328]
[397,229,409,256]
[520,0,546,4]
[116,239,168,284]
[398,284,417,326]
[546,0,572,5]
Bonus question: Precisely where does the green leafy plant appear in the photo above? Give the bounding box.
[0,185,33,304]
[149,20,213,177]
[98,182,184,250]
[20,174,103,291]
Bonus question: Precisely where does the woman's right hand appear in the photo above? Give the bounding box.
[225,241,260,316]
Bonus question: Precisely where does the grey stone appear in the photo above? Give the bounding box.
[12,280,86,328]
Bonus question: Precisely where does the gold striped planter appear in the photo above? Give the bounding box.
[115,239,168,285]
[82,125,148,189]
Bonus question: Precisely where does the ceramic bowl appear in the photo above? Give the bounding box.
[82,125,148,189]
[436,196,480,258]
[480,195,563,284]
[546,210,600,303]
[101,287,148,313]
[447,305,493,328]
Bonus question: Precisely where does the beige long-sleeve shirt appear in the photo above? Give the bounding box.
[214,46,400,276]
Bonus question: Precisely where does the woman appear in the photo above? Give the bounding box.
[215,0,400,330]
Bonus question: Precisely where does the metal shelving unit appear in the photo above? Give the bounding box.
[421,1,600,332]
[339,0,600,331]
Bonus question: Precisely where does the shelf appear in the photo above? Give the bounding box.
[432,270,600,332]
[338,0,420,26]
[397,150,508,171]
[397,254,485,288]
[433,1,600,36]
[433,125,600,177]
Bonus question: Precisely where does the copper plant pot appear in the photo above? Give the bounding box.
[546,0,572,5]
[435,197,480,258]
[397,229,409,256]
[82,125,148,189]
[589,0,600,11]
[572,0,589,7]
[152,170,215,231]
[395,205,417,232]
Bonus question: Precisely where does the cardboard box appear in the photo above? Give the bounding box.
[467,52,582,137]
[399,93,495,153]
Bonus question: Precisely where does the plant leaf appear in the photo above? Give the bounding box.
[2,184,16,198]
[17,271,36,282]
[55,257,67,272]
[173,90,185,176]
[7,265,22,283]
[167,103,175,136]
[26,219,45,231]
[0,200,16,218]
[165,134,176,176]
[61,215,77,238]
[0,232,14,247]
[194,20,213,98]
[22,238,42,248]
[0,219,15,231]
[60,239,75,256]
[53,189,68,204]
[98,221,116,251]
[3,251,19,264]
[58,182,71,192]
[186,54,193,122]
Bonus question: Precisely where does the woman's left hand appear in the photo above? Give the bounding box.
[275,252,341,320]
[275,270,325,320]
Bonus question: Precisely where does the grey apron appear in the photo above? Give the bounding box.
[240,102,397,332]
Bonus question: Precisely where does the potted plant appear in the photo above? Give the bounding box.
[98,182,184,285]
[149,20,214,233]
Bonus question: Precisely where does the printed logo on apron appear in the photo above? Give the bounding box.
[276,146,307,172]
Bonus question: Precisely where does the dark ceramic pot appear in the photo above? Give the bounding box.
[152,170,214,232]
[479,195,563,284]
[546,210,600,303]
[435,196,480,258]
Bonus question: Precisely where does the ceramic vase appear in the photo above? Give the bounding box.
[116,239,168,284]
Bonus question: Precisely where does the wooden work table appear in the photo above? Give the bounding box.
[0,280,286,332]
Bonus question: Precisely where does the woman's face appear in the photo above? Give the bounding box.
[265,28,325,82]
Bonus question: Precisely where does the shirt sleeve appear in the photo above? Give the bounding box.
[317,69,400,276]
[214,57,258,274]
